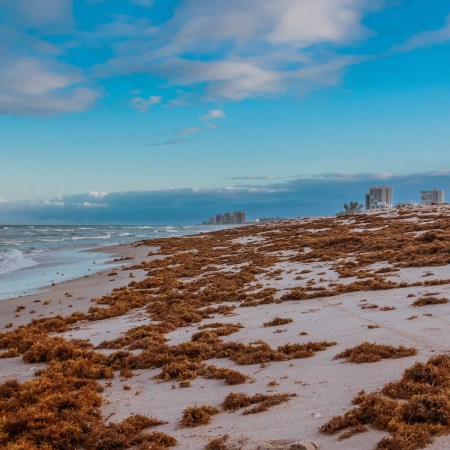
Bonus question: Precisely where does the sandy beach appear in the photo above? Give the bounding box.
[1,206,450,450]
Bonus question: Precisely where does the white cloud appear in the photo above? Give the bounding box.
[0,85,99,116]
[131,95,162,112]
[200,109,226,120]
[6,0,446,117]
[266,0,371,44]
[1,0,73,29]
[177,126,202,136]
[289,171,406,181]
[150,138,190,146]
[221,186,285,194]
[160,109,224,144]
[391,15,450,53]
[83,15,157,39]
[44,196,108,208]
[0,58,80,96]
[44,200,65,206]
[156,0,374,54]
[89,191,108,198]
[227,176,277,180]
[87,0,153,7]
[157,59,283,100]
[0,2,100,116]
[0,198,9,203]
[295,55,364,90]
[428,169,450,177]
[79,202,107,208]
[96,0,382,101]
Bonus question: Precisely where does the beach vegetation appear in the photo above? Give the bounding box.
[337,201,364,215]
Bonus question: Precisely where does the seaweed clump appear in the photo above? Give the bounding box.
[412,297,449,307]
[223,392,296,414]
[263,317,294,327]
[334,342,417,363]
[320,355,450,449]
[180,405,220,427]
[205,435,240,450]
[0,363,175,450]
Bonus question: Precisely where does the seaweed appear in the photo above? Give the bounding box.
[334,342,417,363]
[223,392,296,413]
[263,317,294,327]
[180,405,220,427]
[412,297,449,307]
[321,355,450,449]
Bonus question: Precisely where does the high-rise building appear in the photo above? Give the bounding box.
[421,189,444,206]
[365,186,393,210]
[204,211,246,225]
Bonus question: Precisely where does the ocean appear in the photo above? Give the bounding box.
[0,224,220,300]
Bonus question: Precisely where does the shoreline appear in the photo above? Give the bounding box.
[0,217,248,325]
[0,223,231,303]
[0,241,160,329]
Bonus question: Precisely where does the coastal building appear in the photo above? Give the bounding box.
[365,186,393,210]
[421,189,444,206]
[204,211,246,225]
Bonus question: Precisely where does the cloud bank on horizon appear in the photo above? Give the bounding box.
[1,170,449,225]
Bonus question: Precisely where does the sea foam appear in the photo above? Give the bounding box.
[0,249,39,275]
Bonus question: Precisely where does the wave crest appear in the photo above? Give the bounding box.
[0,250,38,275]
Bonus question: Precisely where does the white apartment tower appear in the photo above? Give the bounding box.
[365,186,393,210]
[421,189,445,206]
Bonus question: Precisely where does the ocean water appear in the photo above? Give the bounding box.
[0,224,220,300]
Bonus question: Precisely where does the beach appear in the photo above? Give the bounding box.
[0,225,223,301]
[0,243,159,329]
[1,206,450,449]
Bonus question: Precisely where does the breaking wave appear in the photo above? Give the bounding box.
[0,250,38,275]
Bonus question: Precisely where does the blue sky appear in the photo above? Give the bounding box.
[1,0,450,224]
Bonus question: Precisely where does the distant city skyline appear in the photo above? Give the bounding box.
[364,186,446,210]
[1,1,450,223]
[0,170,448,224]
[204,211,247,225]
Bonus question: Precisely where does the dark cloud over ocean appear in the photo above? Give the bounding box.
[1,171,448,225]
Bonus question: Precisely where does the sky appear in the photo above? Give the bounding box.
[0,0,450,224]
